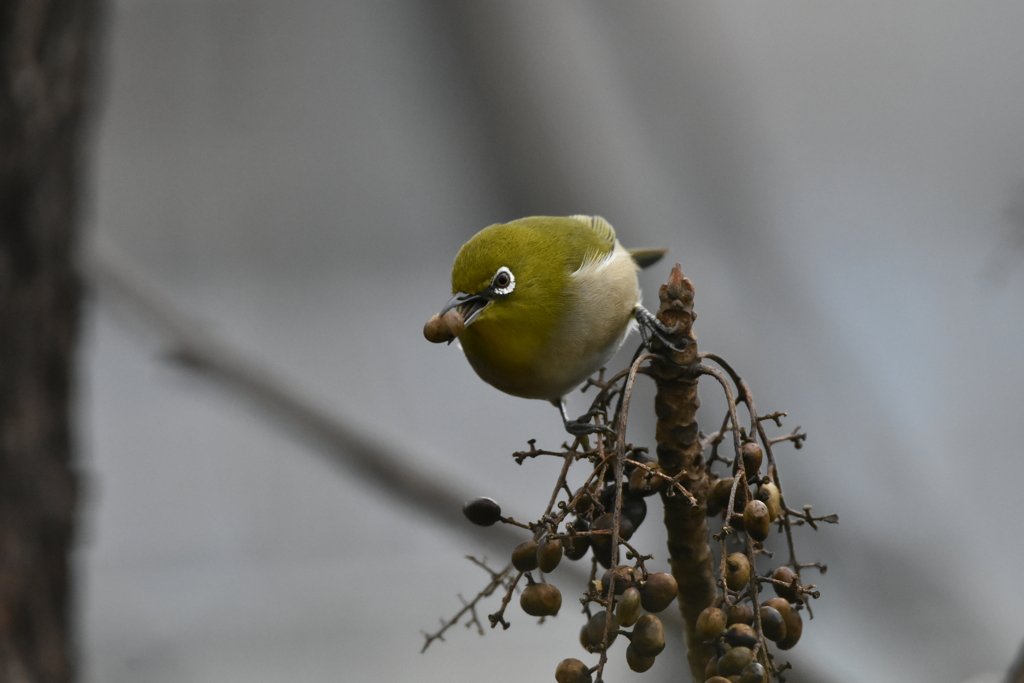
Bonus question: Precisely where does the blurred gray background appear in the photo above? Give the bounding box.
[79,2,1024,682]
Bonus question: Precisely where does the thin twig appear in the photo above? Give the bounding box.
[695,365,745,474]
[421,558,512,652]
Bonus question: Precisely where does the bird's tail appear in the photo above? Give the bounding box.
[628,248,669,270]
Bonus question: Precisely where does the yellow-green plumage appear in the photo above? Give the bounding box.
[446,215,653,401]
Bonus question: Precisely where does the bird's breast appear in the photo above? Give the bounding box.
[459,241,641,401]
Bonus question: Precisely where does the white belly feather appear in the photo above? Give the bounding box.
[535,240,641,399]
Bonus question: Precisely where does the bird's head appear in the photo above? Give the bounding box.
[423,219,570,346]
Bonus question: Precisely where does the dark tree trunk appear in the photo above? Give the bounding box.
[0,1,101,681]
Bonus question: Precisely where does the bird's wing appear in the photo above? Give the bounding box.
[568,214,617,247]
[567,215,618,273]
[568,215,667,270]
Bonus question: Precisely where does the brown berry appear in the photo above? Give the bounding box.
[579,623,595,652]
[758,605,786,642]
[573,490,598,516]
[724,623,757,649]
[422,314,449,343]
[756,482,781,522]
[601,565,637,596]
[625,497,648,529]
[537,536,564,573]
[739,661,768,683]
[776,607,803,650]
[705,678,731,683]
[592,543,614,569]
[616,587,642,627]
[639,572,678,613]
[628,464,664,497]
[422,309,464,343]
[630,614,665,657]
[732,480,750,510]
[725,601,754,625]
[695,606,727,641]
[740,442,763,478]
[725,553,751,591]
[562,520,590,561]
[443,309,465,336]
[555,658,592,683]
[597,486,648,529]
[590,514,635,568]
[716,646,753,676]
[708,478,734,516]
[762,597,792,620]
[705,656,721,680]
[462,497,501,526]
[771,566,800,602]
[584,611,618,650]
[520,582,561,617]
[511,540,539,572]
[743,500,771,542]
[625,643,656,673]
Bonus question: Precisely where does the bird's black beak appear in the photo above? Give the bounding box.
[440,291,491,328]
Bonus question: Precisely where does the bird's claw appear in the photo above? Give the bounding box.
[563,417,616,437]
[634,306,688,353]
[554,401,614,438]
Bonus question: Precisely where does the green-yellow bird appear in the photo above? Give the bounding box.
[423,215,666,433]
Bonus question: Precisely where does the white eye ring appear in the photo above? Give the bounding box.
[491,266,515,296]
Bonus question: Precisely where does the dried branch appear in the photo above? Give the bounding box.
[487,569,525,630]
[785,507,839,530]
[421,557,512,652]
[647,266,717,681]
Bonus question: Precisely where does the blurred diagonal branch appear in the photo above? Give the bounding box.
[84,240,521,551]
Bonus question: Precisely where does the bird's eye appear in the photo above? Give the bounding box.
[491,267,515,295]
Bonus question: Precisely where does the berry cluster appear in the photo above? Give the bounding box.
[458,424,689,683]
[691,418,832,683]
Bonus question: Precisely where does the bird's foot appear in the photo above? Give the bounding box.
[563,415,616,438]
[553,400,616,438]
[634,306,688,353]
